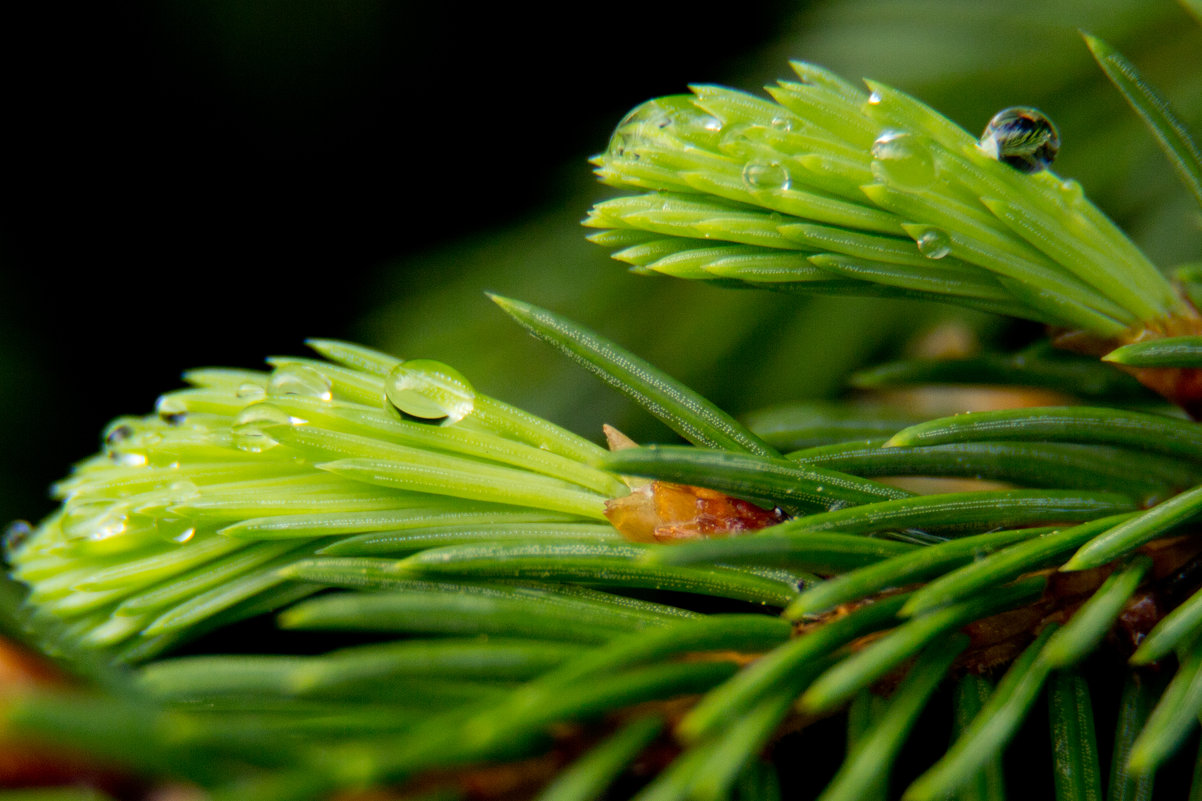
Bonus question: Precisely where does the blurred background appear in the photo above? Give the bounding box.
[3,0,1201,526]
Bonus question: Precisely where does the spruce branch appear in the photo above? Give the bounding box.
[586,62,1191,337]
[8,17,1202,801]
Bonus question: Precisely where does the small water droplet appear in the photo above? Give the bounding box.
[103,418,150,465]
[741,160,791,191]
[103,420,135,447]
[111,451,149,467]
[718,123,756,157]
[867,91,882,105]
[977,107,1059,173]
[385,360,475,425]
[232,402,296,452]
[167,480,200,504]
[870,129,935,189]
[155,396,187,425]
[915,228,952,259]
[62,502,129,541]
[236,382,266,401]
[770,116,794,132]
[1056,178,1084,206]
[3,519,33,557]
[155,516,196,544]
[267,364,333,402]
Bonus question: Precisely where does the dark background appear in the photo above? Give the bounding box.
[0,1,791,524]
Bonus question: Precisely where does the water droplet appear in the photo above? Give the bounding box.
[3,519,33,556]
[62,502,129,541]
[103,420,135,447]
[977,107,1059,173]
[617,99,673,130]
[718,123,756,157]
[232,402,296,452]
[102,418,149,465]
[236,382,266,401]
[155,516,196,544]
[867,91,882,105]
[915,228,952,260]
[741,160,791,191]
[606,99,675,162]
[385,360,475,425]
[1056,178,1084,206]
[267,364,332,402]
[155,396,187,425]
[870,129,935,189]
[770,116,794,132]
[110,451,148,467]
[167,480,200,504]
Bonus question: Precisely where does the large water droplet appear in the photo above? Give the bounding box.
[977,107,1059,173]
[870,129,935,189]
[385,360,475,425]
[617,98,672,130]
[741,160,791,191]
[232,402,296,452]
[915,228,952,260]
[267,364,333,402]
[606,99,674,162]
[155,395,188,425]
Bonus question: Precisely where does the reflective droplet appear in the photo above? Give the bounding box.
[155,516,196,544]
[770,116,794,132]
[616,98,672,130]
[741,160,791,191]
[236,382,266,401]
[606,99,673,162]
[719,123,756,158]
[167,480,200,504]
[155,395,187,425]
[109,451,148,467]
[267,364,333,402]
[103,418,149,465]
[1056,178,1084,206]
[385,360,475,425]
[3,519,33,556]
[103,420,135,447]
[232,402,295,452]
[867,91,882,105]
[61,502,129,541]
[916,228,952,260]
[977,107,1059,174]
[870,129,935,189]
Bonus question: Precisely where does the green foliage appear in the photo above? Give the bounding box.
[7,7,1202,801]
